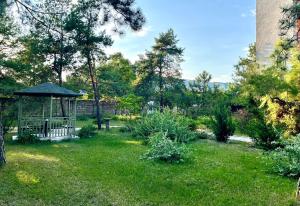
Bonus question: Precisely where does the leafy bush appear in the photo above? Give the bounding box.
[78,125,98,138]
[244,118,280,150]
[209,102,235,142]
[17,130,40,144]
[235,109,280,150]
[186,118,198,131]
[142,132,188,163]
[77,115,91,121]
[195,116,211,130]
[268,136,300,178]
[196,131,214,140]
[112,115,141,121]
[133,110,196,143]
[119,120,137,133]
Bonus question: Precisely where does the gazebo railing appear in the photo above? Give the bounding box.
[18,116,76,139]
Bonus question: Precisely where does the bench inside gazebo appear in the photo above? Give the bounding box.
[14,83,81,141]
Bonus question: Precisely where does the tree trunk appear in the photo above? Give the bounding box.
[297,177,300,202]
[87,53,102,130]
[0,121,6,166]
[58,74,66,117]
[159,63,163,113]
[59,20,66,118]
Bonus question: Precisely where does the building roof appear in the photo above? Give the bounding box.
[14,83,81,97]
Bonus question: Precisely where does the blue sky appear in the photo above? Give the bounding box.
[106,0,256,82]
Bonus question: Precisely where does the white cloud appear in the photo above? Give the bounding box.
[132,26,152,37]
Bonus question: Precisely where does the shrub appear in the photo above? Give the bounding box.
[112,115,141,121]
[77,115,90,121]
[209,102,235,142]
[119,120,137,133]
[78,125,98,138]
[17,130,40,144]
[195,116,211,130]
[133,110,197,143]
[234,108,280,150]
[244,118,280,150]
[268,136,300,178]
[196,131,215,140]
[142,132,188,163]
[186,118,198,131]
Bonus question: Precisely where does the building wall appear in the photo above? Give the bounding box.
[76,100,119,116]
[256,0,292,65]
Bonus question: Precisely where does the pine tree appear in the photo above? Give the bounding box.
[65,0,145,129]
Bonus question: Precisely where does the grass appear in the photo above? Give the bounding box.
[0,130,298,206]
[76,118,125,128]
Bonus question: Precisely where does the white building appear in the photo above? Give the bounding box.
[256,0,292,65]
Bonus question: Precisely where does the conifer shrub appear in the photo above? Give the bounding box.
[209,102,235,142]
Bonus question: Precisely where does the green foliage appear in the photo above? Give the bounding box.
[268,136,300,178]
[237,110,280,150]
[17,130,40,144]
[189,71,212,93]
[233,43,300,145]
[209,102,235,142]
[77,115,92,121]
[196,131,214,140]
[280,1,300,44]
[119,120,137,133]
[187,71,225,116]
[117,94,143,116]
[133,110,197,143]
[142,132,188,163]
[78,125,97,138]
[112,115,141,121]
[195,116,211,129]
[186,118,198,131]
[135,29,185,109]
[98,53,136,97]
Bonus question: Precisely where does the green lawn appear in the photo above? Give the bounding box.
[76,119,125,128]
[0,130,297,206]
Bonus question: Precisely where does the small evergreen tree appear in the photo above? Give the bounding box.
[209,101,235,142]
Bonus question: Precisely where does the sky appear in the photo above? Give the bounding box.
[105,0,256,82]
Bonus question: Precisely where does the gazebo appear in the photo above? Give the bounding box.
[14,83,81,141]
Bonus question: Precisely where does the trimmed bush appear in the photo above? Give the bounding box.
[133,110,197,143]
[142,132,188,163]
[209,102,235,142]
[268,136,300,178]
[78,125,97,138]
[17,130,40,144]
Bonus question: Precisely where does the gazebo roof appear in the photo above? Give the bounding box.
[14,83,81,97]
